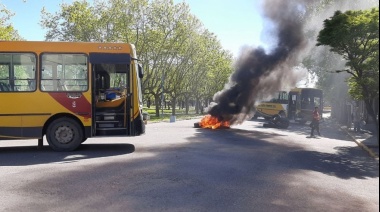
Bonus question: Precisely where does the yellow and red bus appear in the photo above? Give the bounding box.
[0,41,145,151]
[254,88,323,123]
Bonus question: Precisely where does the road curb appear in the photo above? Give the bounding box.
[340,126,379,161]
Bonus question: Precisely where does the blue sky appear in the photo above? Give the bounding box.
[1,0,265,57]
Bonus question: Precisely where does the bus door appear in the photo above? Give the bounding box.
[302,89,323,118]
[90,53,131,136]
[298,89,324,122]
[288,91,299,120]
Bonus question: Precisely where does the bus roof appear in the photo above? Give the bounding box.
[0,41,135,55]
[290,87,322,93]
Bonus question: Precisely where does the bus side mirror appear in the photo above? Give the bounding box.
[138,64,144,78]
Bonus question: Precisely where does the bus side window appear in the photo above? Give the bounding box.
[41,53,88,92]
[314,97,321,107]
[0,54,36,92]
[291,94,296,104]
[0,82,11,91]
[28,78,36,91]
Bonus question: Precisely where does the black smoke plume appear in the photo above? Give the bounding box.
[207,0,311,125]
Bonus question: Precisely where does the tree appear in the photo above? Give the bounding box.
[301,0,378,113]
[180,30,233,115]
[0,4,22,40]
[316,7,379,140]
[40,0,234,117]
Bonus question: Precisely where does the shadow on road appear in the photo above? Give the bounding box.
[251,116,355,142]
[278,146,379,179]
[8,121,378,212]
[0,143,135,166]
[191,126,378,180]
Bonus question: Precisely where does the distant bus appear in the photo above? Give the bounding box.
[0,41,145,151]
[254,88,323,123]
[255,91,289,118]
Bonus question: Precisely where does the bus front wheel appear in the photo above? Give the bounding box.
[279,111,286,117]
[46,117,83,151]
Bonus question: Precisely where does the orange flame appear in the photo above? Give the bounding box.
[199,115,230,129]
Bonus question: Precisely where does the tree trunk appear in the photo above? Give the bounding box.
[147,98,151,108]
[185,97,190,115]
[364,99,379,145]
[171,97,176,115]
[154,94,161,117]
[194,97,199,114]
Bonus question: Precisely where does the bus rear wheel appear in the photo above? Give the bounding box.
[46,117,83,151]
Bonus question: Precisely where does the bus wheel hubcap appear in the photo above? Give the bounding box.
[55,126,73,144]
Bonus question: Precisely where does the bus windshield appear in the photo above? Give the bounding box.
[301,89,323,110]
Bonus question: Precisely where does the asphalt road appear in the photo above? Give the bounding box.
[0,116,379,212]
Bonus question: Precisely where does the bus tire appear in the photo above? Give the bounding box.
[277,118,290,129]
[46,117,83,151]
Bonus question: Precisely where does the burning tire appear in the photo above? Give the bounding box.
[263,115,289,129]
[196,115,230,129]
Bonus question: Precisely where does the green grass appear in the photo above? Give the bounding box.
[143,107,204,123]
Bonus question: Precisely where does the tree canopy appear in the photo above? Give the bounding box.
[40,0,233,116]
[0,4,22,40]
[316,7,379,136]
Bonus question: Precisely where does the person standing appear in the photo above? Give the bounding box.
[310,106,321,137]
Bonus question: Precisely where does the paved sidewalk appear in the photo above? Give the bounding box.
[340,123,379,160]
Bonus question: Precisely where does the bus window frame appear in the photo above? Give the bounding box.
[300,89,323,110]
[0,52,37,92]
[39,52,89,93]
[268,91,288,104]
